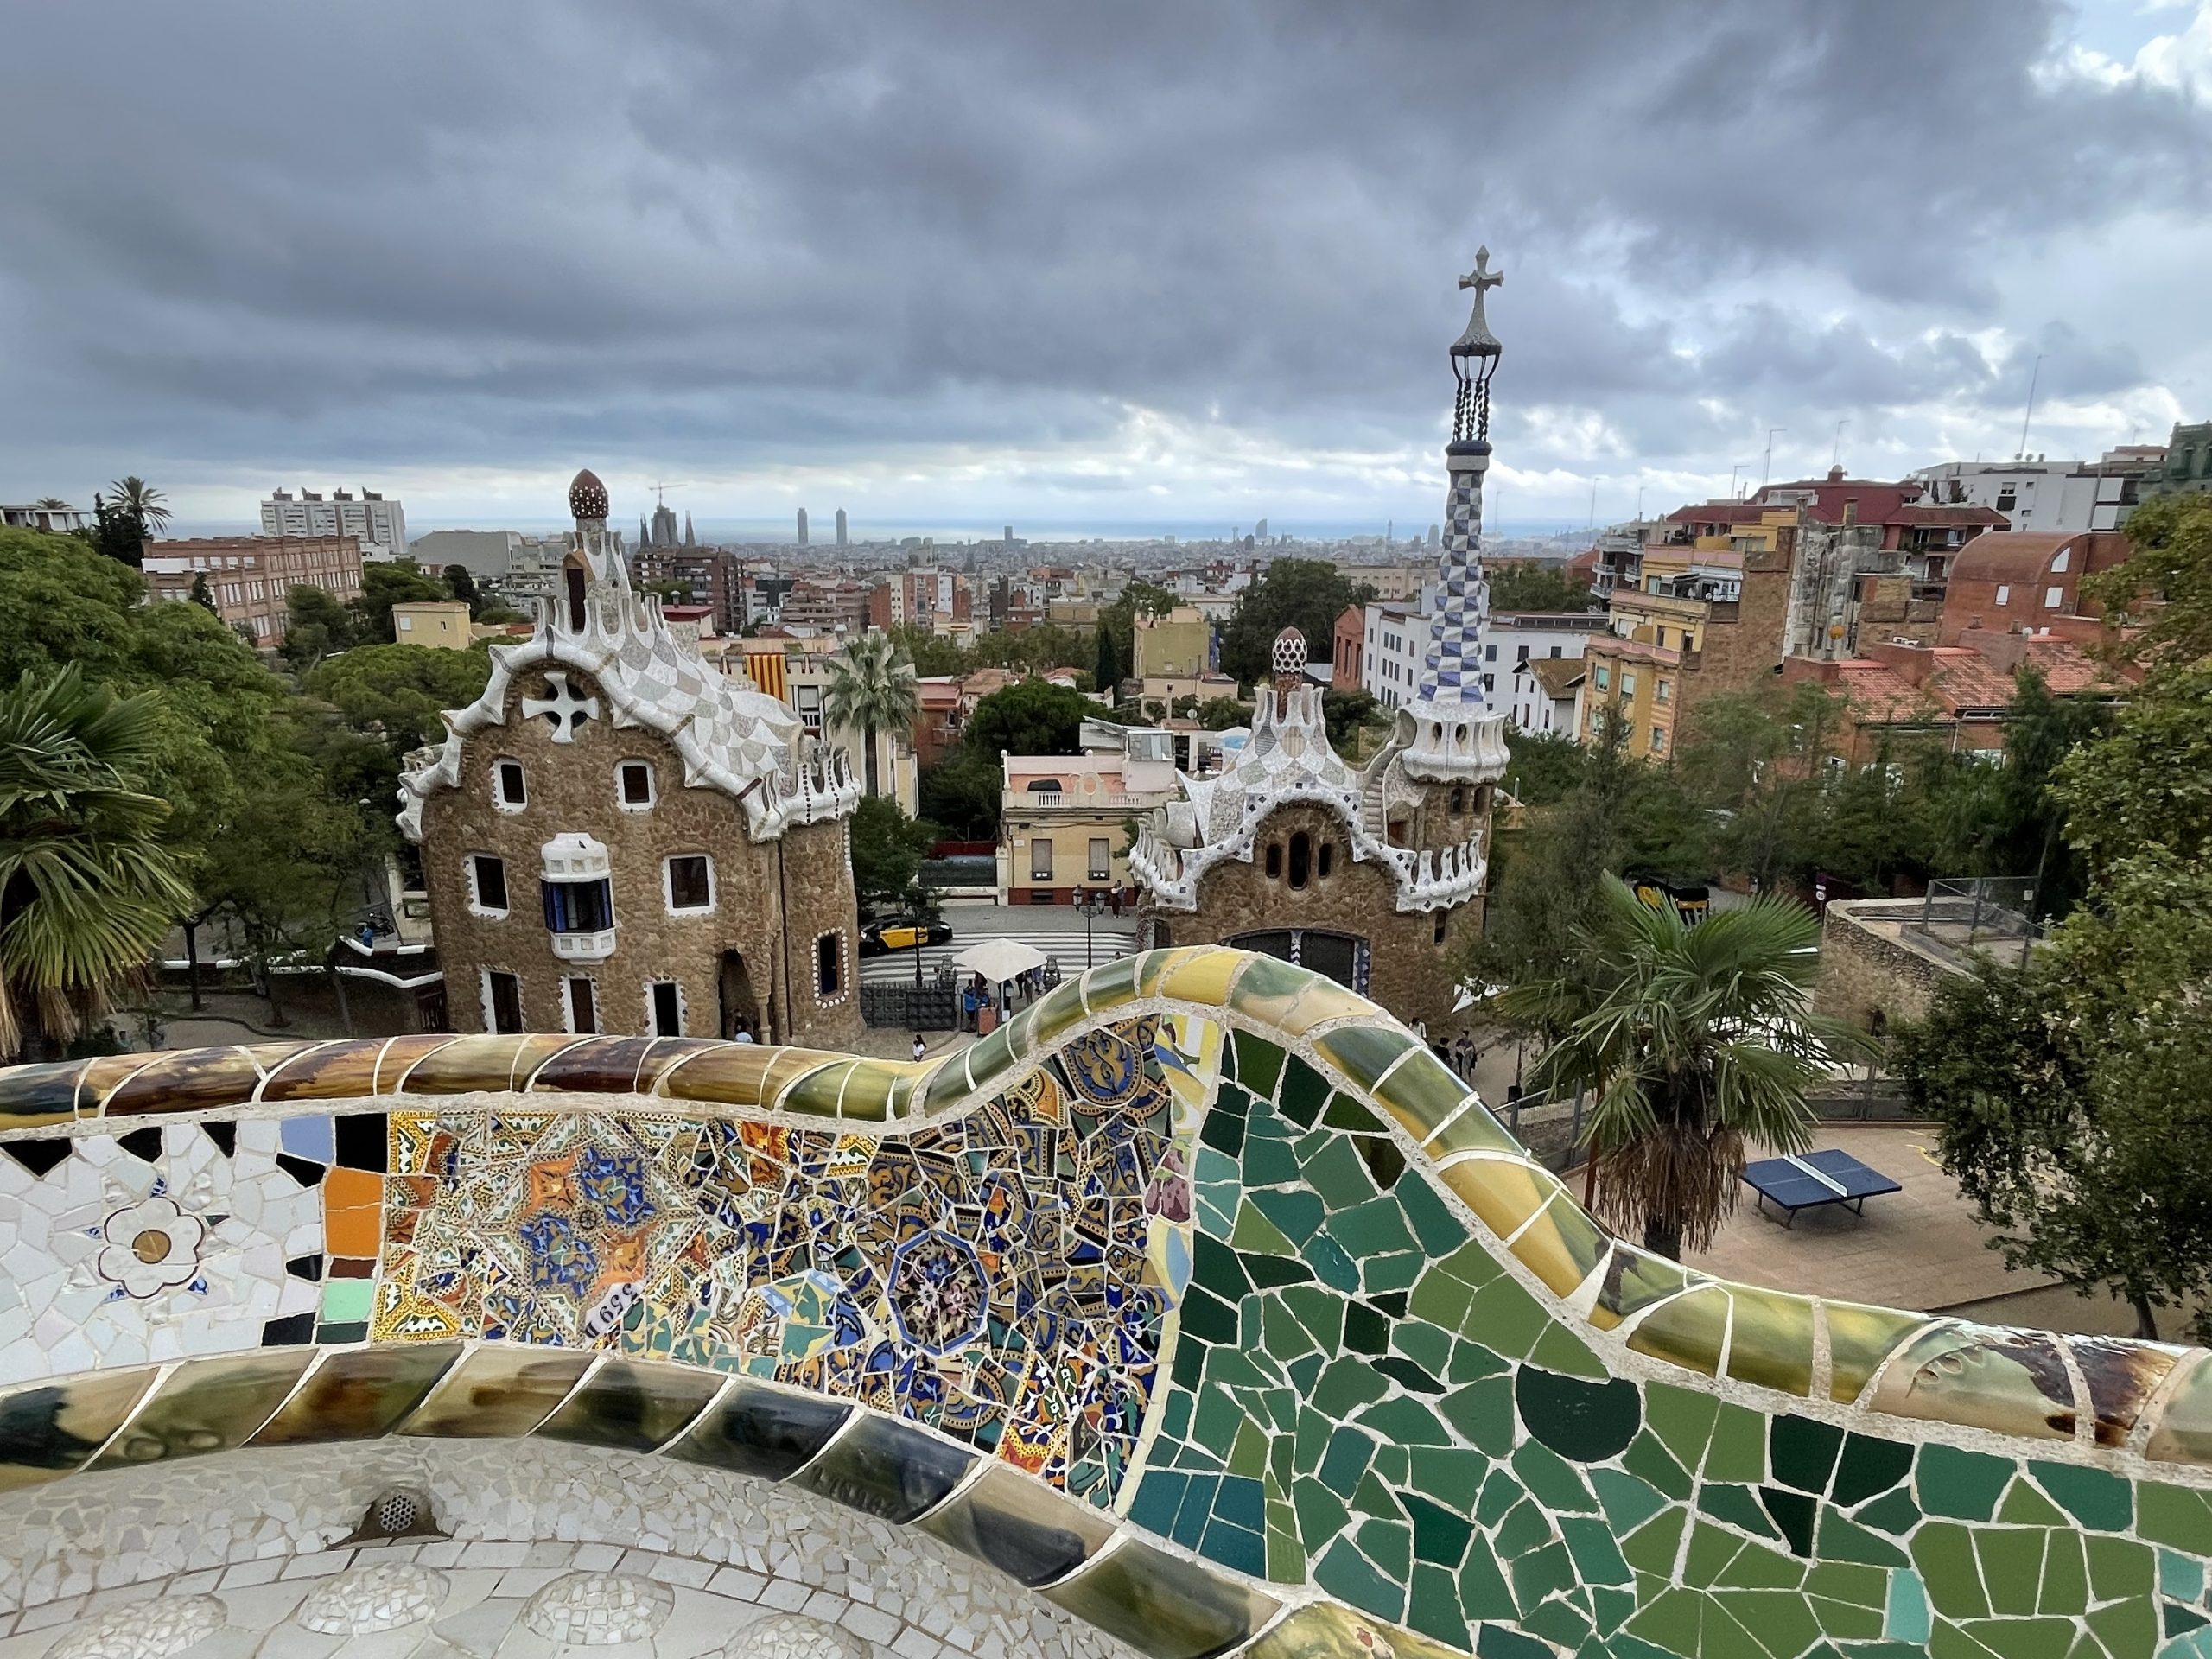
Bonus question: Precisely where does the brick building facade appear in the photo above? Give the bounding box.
[399,471,864,1046]
[142,535,364,649]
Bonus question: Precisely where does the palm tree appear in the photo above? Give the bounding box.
[105,476,172,534]
[823,630,920,798]
[31,497,71,512]
[1494,875,1861,1259]
[0,667,194,1058]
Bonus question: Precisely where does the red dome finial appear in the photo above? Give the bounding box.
[569,468,609,522]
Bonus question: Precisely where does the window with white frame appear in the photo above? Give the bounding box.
[467,854,510,915]
[2044,586,2063,609]
[816,933,843,998]
[617,760,656,810]
[565,976,598,1034]
[648,980,683,1036]
[493,759,526,809]
[485,970,524,1034]
[1993,585,2010,607]
[665,854,714,912]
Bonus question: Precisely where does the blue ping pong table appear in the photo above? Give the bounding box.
[1741,1148,1902,1226]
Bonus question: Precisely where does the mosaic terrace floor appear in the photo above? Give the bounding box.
[0,948,2205,1659]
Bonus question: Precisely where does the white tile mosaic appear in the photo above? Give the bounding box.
[0,1440,1137,1659]
[0,1121,321,1385]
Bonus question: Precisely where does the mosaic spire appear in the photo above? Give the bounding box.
[1417,250,1503,707]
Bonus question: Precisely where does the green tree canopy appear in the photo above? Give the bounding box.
[0,666,194,1057]
[1495,876,1859,1257]
[918,747,1002,841]
[303,642,493,756]
[1897,857,2212,1340]
[349,561,452,644]
[823,631,920,798]
[1217,561,1375,686]
[1486,564,1595,613]
[963,678,1091,759]
[849,796,940,913]
[282,583,355,670]
[887,625,978,678]
[2083,492,2212,665]
[1197,696,1249,731]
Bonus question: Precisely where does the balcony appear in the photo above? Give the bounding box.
[1003,788,1156,812]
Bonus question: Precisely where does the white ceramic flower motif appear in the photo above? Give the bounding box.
[94,1193,207,1299]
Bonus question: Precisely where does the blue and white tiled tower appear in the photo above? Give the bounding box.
[1398,250,1511,784]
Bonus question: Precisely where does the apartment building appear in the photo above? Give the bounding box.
[260,488,408,559]
[142,535,364,648]
[997,728,1178,905]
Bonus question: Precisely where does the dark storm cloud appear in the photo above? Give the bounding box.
[0,0,2203,509]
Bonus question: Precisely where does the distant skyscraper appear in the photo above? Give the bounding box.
[835,508,849,547]
[1255,518,1268,543]
[797,508,810,545]
[683,511,696,547]
[1429,524,1440,545]
[639,515,652,550]
[1003,524,1013,546]
[651,501,678,546]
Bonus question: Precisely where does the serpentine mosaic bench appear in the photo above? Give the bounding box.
[0,947,2205,1659]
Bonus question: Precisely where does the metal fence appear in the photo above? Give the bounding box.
[860,983,958,1031]
[1903,876,2043,968]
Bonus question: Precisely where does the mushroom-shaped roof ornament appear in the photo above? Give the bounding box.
[569,468,609,524]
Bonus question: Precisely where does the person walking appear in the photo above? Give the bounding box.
[911,1033,927,1062]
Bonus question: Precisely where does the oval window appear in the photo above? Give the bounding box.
[1288,832,1311,890]
[1264,842,1283,879]
[1317,842,1334,879]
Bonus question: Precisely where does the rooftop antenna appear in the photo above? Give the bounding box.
[1728,462,1748,500]
[1832,419,1848,469]
[1636,482,1645,522]
[1762,427,1786,489]
[652,480,688,506]
[1587,479,1598,531]
[2016,354,2044,459]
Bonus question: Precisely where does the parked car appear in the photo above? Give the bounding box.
[859,918,954,957]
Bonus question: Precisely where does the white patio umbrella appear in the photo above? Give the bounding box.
[952,938,1048,983]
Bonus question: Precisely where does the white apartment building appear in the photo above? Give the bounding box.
[1908,449,2161,534]
[1363,603,1606,726]
[261,488,410,559]
[1361,602,1427,710]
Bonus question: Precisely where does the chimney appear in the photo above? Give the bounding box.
[1841,498,1857,526]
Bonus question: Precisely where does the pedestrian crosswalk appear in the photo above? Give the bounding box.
[857,926,1141,984]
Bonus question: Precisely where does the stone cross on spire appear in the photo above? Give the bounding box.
[1452,247,1503,360]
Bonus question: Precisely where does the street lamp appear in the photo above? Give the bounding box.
[1078,888,1109,969]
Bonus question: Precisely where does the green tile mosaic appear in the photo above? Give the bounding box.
[3,953,2210,1659]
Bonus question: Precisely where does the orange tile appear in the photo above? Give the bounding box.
[323,1166,385,1257]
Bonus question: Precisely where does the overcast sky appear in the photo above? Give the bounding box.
[3,0,2209,536]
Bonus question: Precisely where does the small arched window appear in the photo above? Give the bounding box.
[1287,832,1311,890]
[1263,842,1282,879]
[1317,842,1334,879]
[1448,785,1465,814]
[564,560,588,632]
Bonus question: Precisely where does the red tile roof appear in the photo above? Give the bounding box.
[1833,662,1936,723]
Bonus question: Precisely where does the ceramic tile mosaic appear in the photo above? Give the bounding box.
[0,1438,1140,1659]
[0,946,2207,1659]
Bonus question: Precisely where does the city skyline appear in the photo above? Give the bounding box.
[3,2,2209,525]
